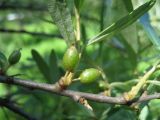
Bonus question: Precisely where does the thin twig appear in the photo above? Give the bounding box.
[0,3,46,11]
[0,28,62,38]
[0,75,160,105]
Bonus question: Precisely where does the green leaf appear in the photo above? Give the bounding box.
[31,49,51,82]
[0,51,9,72]
[48,0,76,46]
[100,0,106,31]
[0,52,7,61]
[87,0,156,45]
[81,23,87,43]
[108,108,136,120]
[74,0,84,12]
[139,106,149,120]
[103,0,138,52]
[49,49,60,82]
[122,0,133,12]
[139,13,160,50]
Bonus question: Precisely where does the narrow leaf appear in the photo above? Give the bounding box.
[48,0,76,46]
[100,0,106,31]
[139,13,160,50]
[0,51,8,71]
[74,0,84,12]
[49,49,60,82]
[0,51,7,67]
[87,0,156,45]
[139,106,149,120]
[81,23,87,43]
[122,0,133,12]
[31,49,51,82]
[103,0,138,52]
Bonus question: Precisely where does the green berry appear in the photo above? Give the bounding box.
[0,51,7,70]
[63,46,79,71]
[79,68,101,84]
[8,49,21,65]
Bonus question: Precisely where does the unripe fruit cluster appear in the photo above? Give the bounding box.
[62,46,101,84]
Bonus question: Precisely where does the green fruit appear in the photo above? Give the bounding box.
[63,46,79,71]
[79,68,101,84]
[8,49,21,65]
[0,51,8,70]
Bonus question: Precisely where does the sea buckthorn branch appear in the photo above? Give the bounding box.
[0,75,124,104]
[0,97,37,120]
[1,75,160,106]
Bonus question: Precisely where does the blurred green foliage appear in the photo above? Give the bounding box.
[0,0,160,119]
